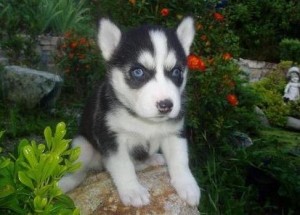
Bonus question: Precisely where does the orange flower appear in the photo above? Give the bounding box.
[160,8,170,17]
[223,75,235,88]
[79,37,88,45]
[187,54,206,71]
[200,34,207,41]
[78,54,85,59]
[129,0,136,5]
[223,52,232,60]
[226,94,238,106]
[196,23,203,30]
[68,53,74,59]
[64,31,72,38]
[208,57,214,65]
[70,41,78,49]
[213,12,224,21]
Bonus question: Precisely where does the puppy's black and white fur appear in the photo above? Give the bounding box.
[59,17,200,207]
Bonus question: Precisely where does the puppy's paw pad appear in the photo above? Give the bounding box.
[148,153,165,166]
[173,178,201,206]
[119,184,150,207]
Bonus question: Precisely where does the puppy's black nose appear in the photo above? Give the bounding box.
[157,99,173,114]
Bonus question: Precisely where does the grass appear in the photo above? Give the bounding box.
[259,128,300,144]
[0,98,81,153]
[191,127,300,215]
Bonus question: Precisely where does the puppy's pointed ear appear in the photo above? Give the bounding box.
[176,16,195,55]
[97,18,121,61]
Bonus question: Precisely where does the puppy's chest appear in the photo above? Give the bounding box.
[106,109,183,139]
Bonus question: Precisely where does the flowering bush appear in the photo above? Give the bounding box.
[55,31,104,97]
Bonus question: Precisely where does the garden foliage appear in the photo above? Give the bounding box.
[0,122,80,214]
[0,0,299,214]
[252,61,300,127]
[280,39,300,64]
[227,0,300,62]
[0,0,91,66]
[55,31,104,97]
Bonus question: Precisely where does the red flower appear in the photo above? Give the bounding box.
[187,54,206,71]
[64,31,72,39]
[79,37,88,46]
[129,0,136,5]
[78,54,85,59]
[70,41,78,49]
[160,8,170,17]
[223,52,232,60]
[226,94,239,106]
[223,75,235,89]
[213,12,224,21]
[200,34,207,41]
[196,23,203,30]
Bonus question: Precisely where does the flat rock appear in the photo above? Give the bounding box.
[286,116,300,130]
[68,166,200,215]
[1,65,63,108]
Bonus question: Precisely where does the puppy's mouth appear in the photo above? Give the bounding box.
[144,114,174,123]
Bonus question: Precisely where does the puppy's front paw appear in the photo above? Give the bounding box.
[172,176,201,206]
[118,183,150,207]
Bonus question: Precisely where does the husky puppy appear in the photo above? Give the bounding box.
[59,17,200,207]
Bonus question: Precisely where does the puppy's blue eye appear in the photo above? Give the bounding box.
[171,68,182,77]
[131,68,144,78]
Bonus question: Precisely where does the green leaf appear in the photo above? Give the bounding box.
[53,140,69,155]
[23,145,38,168]
[67,162,81,173]
[34,195,47,210]
[18,171,34,189]
[0,184,15,198]
[69,147,80,162]
[40,154,60,181]
[44,126,53,149]
[18,139,30,157]
[0,158,11,169]
[55,122,66,142]
[34,184,52,196]
[38,144,45,154]
[49,184,62,197]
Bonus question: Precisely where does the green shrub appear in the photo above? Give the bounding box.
[289,100,300,119]
[227,0,300,62]
[0,0,91,67]
[187,56,260,146]
[0,122,80,214]
[251,61,299,127]
[279,38,300,64]
[55,31,105,98]
[37,0,91,35]
[243,130,300,212]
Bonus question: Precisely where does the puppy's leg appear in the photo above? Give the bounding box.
[59,135,102,192]
[134,153,166,171]
[161,136,200,206]
[104,136,150,207]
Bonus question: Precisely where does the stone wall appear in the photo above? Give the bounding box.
[36,35,62,70]
[237,58,277,82]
